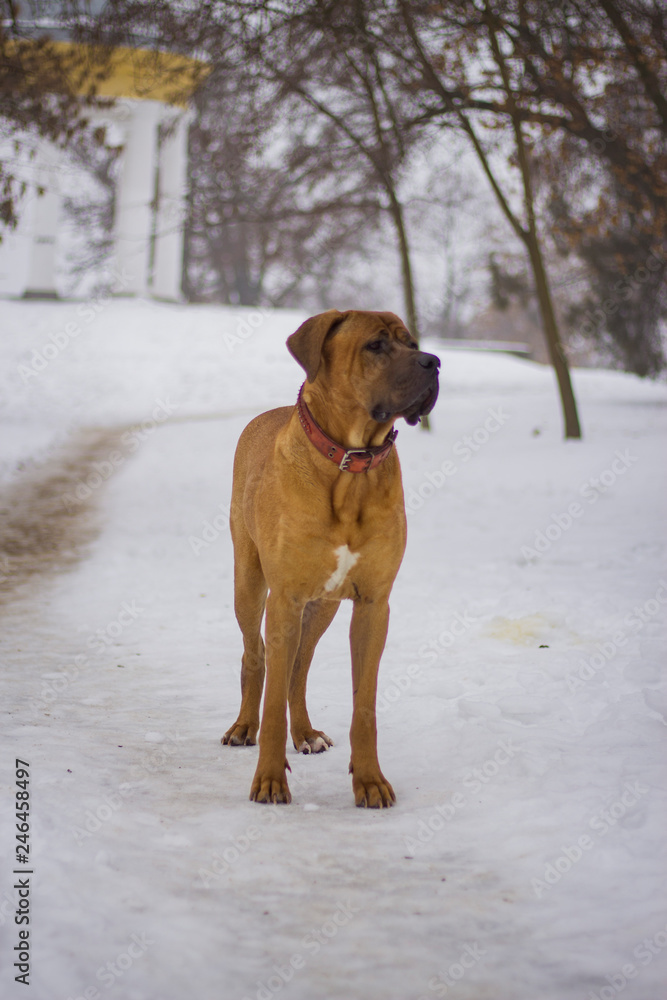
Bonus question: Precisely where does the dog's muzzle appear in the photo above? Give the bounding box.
[401,352,440,425]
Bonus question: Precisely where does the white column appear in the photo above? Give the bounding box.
[113,100,161,296]
[152,110,192,301]
[24,146,60,298]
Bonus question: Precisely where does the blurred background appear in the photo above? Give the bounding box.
[1,0,665,383]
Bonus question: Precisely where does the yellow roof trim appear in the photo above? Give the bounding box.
[7,38,209,107]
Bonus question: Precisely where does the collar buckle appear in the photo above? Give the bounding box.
[339,449,373,473]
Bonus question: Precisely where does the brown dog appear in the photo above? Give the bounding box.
[222,309,439,807]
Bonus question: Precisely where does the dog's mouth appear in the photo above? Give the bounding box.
[398,382,439,426]
[371,384,439,425]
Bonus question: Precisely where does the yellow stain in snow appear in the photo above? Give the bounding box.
[486,614,552,646]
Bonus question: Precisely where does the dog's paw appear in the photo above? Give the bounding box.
[292,729,334,754]
[351,768,395,809]
[221,720,258,746]
[250,764,292,804]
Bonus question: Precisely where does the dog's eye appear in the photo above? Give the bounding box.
[365,339,386,353]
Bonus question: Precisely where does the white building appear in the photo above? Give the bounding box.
[0,9,205,300]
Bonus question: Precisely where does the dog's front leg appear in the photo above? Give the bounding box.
[249,592,303,804]
[349,597,396,808]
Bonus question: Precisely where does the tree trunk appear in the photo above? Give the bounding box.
[472,6,583,439]
[386,188,419,338]
[354,170,432,429]
[460,110,583,439]
[385,186,431,429]
[525,233,582,439]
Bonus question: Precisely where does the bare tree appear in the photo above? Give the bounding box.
[528,0,667,376]
[183,66,384,306]
[379,0,581,437]
[392,0,666,382]
[233,1,433,338]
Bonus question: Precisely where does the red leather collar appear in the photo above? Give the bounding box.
[296,383,397,473]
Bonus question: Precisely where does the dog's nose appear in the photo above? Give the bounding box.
[417,352,440,371]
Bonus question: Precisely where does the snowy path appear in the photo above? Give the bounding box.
[1,300,666,1000]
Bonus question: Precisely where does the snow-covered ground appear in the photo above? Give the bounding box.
[1,297,666,1000]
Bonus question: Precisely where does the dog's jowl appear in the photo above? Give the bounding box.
[222,309,440,807]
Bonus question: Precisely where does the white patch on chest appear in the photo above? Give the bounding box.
[324,545,360,593]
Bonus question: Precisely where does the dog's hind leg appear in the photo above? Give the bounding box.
[289,599,339,753]
[222,528,268,747]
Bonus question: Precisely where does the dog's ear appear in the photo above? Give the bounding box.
[287,310,346,383]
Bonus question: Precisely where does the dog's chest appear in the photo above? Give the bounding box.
[323,544,360,594]
[312,526,403,602]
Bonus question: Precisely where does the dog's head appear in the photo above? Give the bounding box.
[287,310,440,427]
